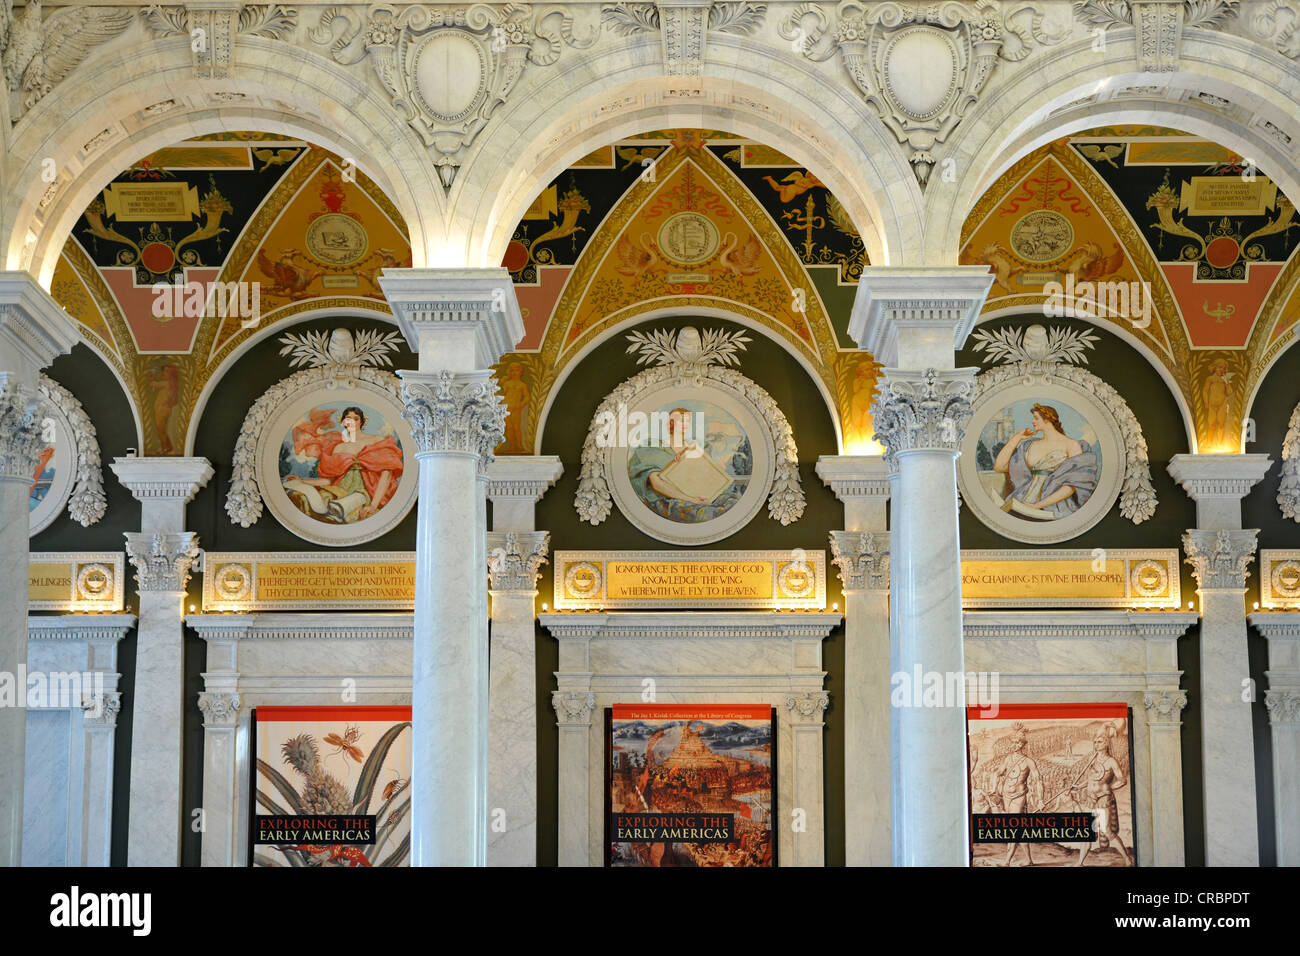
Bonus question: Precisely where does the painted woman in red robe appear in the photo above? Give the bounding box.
[286,406,403,522]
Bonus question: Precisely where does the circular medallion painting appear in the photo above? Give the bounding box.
[957,382,1122,544]
[305,213,369,266]
[657,212,720,265]
[606,383,772,545]
[1011,210,1074,262]
[256,382,418,546]
[29,404,74,536]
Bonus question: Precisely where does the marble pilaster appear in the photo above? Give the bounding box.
[0,273,78,866]
[551,689,596,867]
[1143,689,1189,866]
[785,690,831,866]
[112,455,212,867]
[818,454,891,867]
[852,266,991,867]
[1250,613,1300,866]
[382,268,523,867]
[1169,454,1271,866]
[486,529,550,867]
[198,690,242,868]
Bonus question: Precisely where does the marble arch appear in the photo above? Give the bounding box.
[926,31,1300,265]
[3,40,442,282]
[450,43,921,269]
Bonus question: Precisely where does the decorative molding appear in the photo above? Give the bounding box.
[829,529,890,590]
[28,613,134,644]
[485,455,564,503]
[601,2,766,77]
[1143,688,1188,723]
[540,611,841,640]
[1073,0,1238,71]
[814,455,891,501]
[487,530,550,591]
[551,689,597,726]
[1167,453,1272,504]
[225,329,403,528]
[401,369,507,468]
[80,691,122,727]
[780,1,1067,185]
[310,3,596,185]
[1182,528,1258,590]
[37,374,105,528]
[1265,689,1300,724]
[1250,0,1300,57]
[1280,401,1300,520]
[871,367,975,455]
[189,612,414,642]
[970,325,1159,525]
[197,691,243,727]
[124,531,200,592]
[0,372,47,481]
[785,690,830,719]
[575,326,804,532]
[2,3,134,117]
[141,4,297,80]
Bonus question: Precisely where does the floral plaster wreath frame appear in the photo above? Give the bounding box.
[958,325,1158,545]
[30,374,107,536]
[225,328,419,547]
[575,326,805,544]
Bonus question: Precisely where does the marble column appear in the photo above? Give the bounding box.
[817,455,891,866]
[112,456,213,866]
[1168,453,1270,866]
[486,530,549,866]
[380,268,523,866]
[1252,613,1300,866]
[1143,689,1189,866]
[551,690,595,867]
[485,456,561,867]
[850,266,992,867]
[0,274,78,866]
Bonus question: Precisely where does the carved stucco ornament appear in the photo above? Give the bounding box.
[1279,400,1300,521]
[141,4,298,80]
[779,1,1067,185]
[1073,0,1239,72]
[601,2,767,76]
[311,3,597,186]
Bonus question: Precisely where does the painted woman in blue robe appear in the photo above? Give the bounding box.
[628,408,747,523]
[991,403,1098,518]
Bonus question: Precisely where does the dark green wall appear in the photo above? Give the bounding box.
[532,316,845,865]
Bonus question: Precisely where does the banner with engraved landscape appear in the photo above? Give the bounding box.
[606,704,774,867]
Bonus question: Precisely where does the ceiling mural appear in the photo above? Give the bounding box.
[495,128,877,457]
[962,125,1300,453]
[51,133,412,456]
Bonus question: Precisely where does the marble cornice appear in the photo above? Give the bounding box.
[28,614,136,643]
[188,612,414,641]
[963,611,1199,641]
[538,611,841,640]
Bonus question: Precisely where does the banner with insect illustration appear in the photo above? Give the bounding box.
[966,703,1136,867]
[251,706,411,867]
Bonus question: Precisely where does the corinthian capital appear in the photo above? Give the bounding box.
[786,690,831,721]
[552,690,597,727]
[870,368,975,456]
[0,373,48,481]
[1182,528,1257,591]
[124,531,200,592]
[400,369,507,467]
[828,530,890,591]
[1143,689,1188,724]
[487,530,551,591]
[198,691,243,728]
[1266,690,1300,725]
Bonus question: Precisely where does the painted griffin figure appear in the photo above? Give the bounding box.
[2,0,134,112]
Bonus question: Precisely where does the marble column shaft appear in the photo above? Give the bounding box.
[402,370,504,866]
[786,692,831,866]
[873,368,976,866]
[198,691,242,868]
[552,691,595,867]
[1253,614,1300,866]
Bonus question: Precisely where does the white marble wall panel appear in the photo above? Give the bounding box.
[22,710,71,866]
